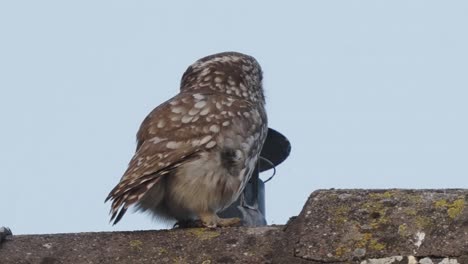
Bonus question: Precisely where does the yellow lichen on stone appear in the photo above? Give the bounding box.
[172,256,187,264]
[369,190,395,199]
[158,247,168,255]
[398,224,408,236]
[188,228,220,240]
[403,208,417,216]
[368,239,386,251]
[447,199,465,219]
[335,245,350,257]
[355,233,372,248]
[361,199,390,230]
[407,194,423,204]
[129,240,143,251]
[435,199,448,208]
[371,214,389,229]
[354,233,386,251]
[415,215,433,230]
[329,205,350,224]
[434,198,465,219]
[362,201,384,215]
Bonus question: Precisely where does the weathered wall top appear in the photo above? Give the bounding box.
[290,189,468,264]
[1,189,467,264]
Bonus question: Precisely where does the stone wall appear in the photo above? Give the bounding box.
[1,189,467,263]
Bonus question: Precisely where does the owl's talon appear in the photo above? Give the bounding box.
[217,217,241,227]
[199,213,241,228]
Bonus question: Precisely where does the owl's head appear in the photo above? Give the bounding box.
[180,52,264,105]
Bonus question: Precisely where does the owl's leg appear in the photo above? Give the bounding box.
[199,212,241,228]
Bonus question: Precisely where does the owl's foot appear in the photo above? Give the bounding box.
[217,217,241,227]
[175,214,241,228]
[199,213,241,228]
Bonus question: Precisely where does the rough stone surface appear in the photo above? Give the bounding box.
[0,227,285,264]
[288,189,468,264]
[1,189,467,264]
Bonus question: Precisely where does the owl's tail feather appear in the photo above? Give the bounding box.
[111,206,127,225]
[106,176,161,225]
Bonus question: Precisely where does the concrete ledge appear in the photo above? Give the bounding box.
[1,227,284,264]
[288,189,468,264]
[1,189,467,264]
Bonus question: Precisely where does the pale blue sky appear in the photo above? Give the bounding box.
[1,1,467,234]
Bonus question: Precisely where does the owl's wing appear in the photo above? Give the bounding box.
[105,92,264,224]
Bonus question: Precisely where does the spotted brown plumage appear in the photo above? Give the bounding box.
[105,52,268,227]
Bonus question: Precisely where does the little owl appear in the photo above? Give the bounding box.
[106,52,268,228]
